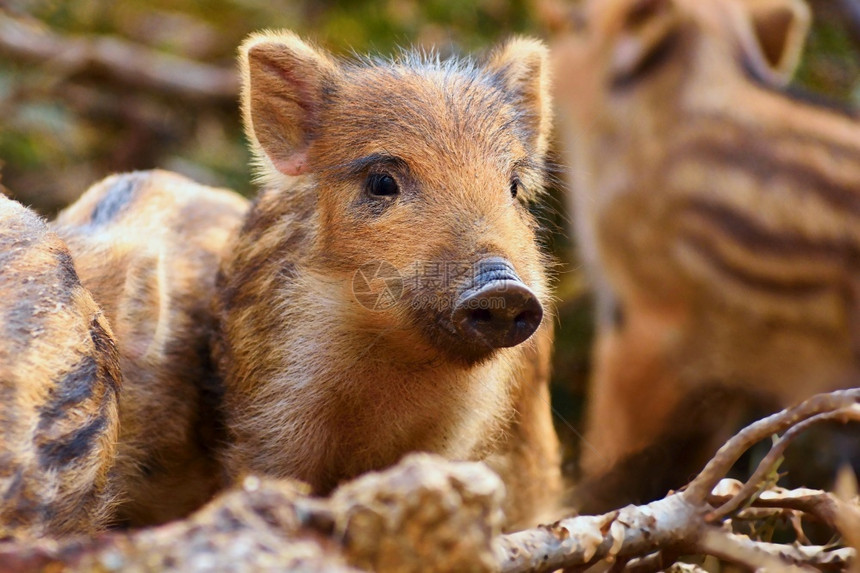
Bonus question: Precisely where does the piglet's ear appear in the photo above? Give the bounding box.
[735,0,810,86]
[240,31,339,177]
[486,37,552,157]
[607,0,681,86]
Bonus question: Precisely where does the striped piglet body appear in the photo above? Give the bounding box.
[0,169,249,537]
[53,170,249,527]
[552,0,860,509]
[0,194,120,538]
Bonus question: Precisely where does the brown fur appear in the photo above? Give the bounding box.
[53,170,249,526]
[0,195,120,539]
[552,0,859,501]
[215,31,561,528]
[0,33,561,533]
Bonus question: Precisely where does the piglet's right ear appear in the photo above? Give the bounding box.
[240,31,338,177]
[735,0,810,86]
[608,0,681,85]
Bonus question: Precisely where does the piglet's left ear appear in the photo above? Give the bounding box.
[240,31,339,178]
[734,0,810,86]
[486,37,552,157]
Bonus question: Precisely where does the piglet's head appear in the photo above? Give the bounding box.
[241,32,553,364]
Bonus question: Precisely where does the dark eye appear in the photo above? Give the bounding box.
[510,177,521,199]
[366,173,399,197]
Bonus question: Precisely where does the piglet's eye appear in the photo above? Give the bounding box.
[366,173,399,197]
[510,177,521,199]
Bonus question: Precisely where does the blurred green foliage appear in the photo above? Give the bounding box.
[0,0,857,477]
[0,0,542,208]
[796,5,860,103]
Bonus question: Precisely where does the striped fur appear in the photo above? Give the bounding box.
[1,33,562,533]
[0,195,120,539]
[52,170,249,526]
[215,31,562,529]
[552,0,859,497]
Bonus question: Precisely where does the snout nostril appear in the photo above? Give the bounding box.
[471,308,493,323]
[514,310,533,328]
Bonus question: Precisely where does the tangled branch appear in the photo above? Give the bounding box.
[0,390,857,572]
[0,13,238,102]
[496,389,860,572]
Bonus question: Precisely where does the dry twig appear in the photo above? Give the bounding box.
[698,529,852,572]
[0,391,856,572]
[707,405,860,522]
[0,13,238,102]
[494,389,860,572]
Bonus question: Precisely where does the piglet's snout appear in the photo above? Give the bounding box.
[452,257,542,349]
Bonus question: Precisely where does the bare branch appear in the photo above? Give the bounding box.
[698,529,853,572]
[618,550,686,573]
[0,14,238,102]
[495,390,860,572]
[709,480,855,533]
[495,494,704,573]
[685,389,860,503]
[0,392,856,572]
[708,405,860,522]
